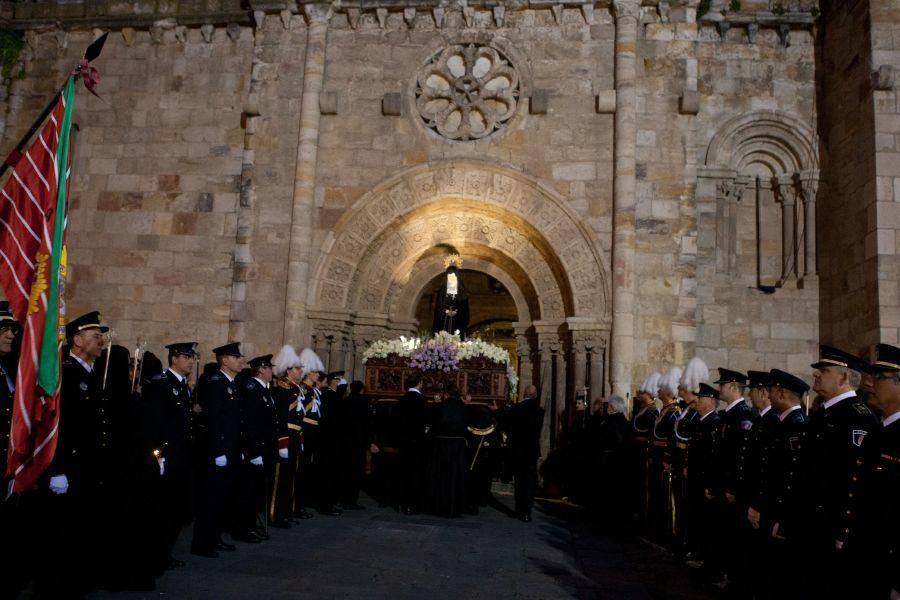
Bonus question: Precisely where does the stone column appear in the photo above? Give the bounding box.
[800,173,818,278]
[610,0,640,397]
[283,3,332,344]
[776,174,798,282]
[536,333,557,457]
[586,336,607,410]
[513,322,534,396]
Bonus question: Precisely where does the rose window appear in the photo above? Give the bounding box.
[415,44,520,141]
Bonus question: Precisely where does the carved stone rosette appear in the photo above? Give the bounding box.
[415,43,520,141]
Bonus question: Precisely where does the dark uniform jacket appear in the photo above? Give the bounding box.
[652,404,679,459]
[144,369,194,474]
[505,397,544,460]
[0,358,13,487]
[862,415,900,595]
[690,410,721,494]
[241,378,277,463]
[273,378,303,454]
[398,388,429,451]
[805,391,877,547]
[49,356,112,492]
[198,370,240,464]
[769,406,808,539]
[632,405,660,447]
[747,407,781,516]
[717,398,756,502]
[672,407,699,472]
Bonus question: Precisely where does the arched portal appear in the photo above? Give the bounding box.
[305,160,611,448]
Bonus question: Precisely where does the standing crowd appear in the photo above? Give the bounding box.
[587,346,898,599]
[0,306,374,597]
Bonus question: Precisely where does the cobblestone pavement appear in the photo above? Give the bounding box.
[92,488,717,599]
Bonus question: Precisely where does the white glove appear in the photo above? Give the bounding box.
[49,474,69,495]
[215,455,227,467]
[250,456,263,466]
[158,457,166,476]
[279,448,289,459]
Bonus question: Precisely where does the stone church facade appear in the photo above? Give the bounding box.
[1,0,898,412]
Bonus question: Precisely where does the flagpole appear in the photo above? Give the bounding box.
[0,33,107,182]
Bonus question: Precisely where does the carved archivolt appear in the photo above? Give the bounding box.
[705,110,817,174]
[415,43,520,141]
[310,161,610,324]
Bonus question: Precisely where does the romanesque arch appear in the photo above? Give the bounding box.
[310,160,611,324]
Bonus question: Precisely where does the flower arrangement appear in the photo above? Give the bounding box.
[362,331,516,396]
[409,337,459,373]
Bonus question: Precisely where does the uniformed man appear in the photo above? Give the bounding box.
[685,382,720,570]
[43,311,110,594]
[632,372,661,529]
[397,371,428,515]
[191,342,243,558]
[270,344,307,527]
[317,371,346,514]
[672,358,708,555]
[650,367,681,543]
[296,348,327,516]
[765,368,810,598]
[0,302,25,599]
[805,345,878,598]
[858,344,900,600]
[236,354,276,543]
[744,370,779,596]
[143,342,198,573]
[712,367,755,592]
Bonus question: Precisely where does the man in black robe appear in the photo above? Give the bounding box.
[338,380,371,510]
[397,372,428,514]
[505,384,544,522]
[424,384,469,517]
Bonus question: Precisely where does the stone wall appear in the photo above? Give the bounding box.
[631,8,820,382]
[0,24,255,355]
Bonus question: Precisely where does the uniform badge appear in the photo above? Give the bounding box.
[173,388,179,396]
[79,382,88,391]
[227,387,233,395]
[789,436,800,451]
[851,429,868,447]
[740,420,753,431]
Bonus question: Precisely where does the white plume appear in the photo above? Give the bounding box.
[660,367,682,396]
[273,344,302,377]
[298,347,324,375]
[639,371,662,395]
[679,357,709,394]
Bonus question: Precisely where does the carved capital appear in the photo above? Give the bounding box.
[304,3,333,26]
[612,0,641,21]
[716,179,745,202]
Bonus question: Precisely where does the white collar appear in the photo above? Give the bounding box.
[758,405,771,418]
[253,376,269,389]
[724,397,746,412]
[219,369,235,383]
[779,405,802,421]
[699,409,715,421]
[883,411,900,427]
[408,387,421,394]
[823,390,856,410]
[167,368,185,384]
[71,353,94,374]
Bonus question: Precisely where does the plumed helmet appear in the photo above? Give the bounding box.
[660,367,683,396]
[680,357,709,394]
[638,371,662,396]
[273,344,302,377]
[298,347,324,376]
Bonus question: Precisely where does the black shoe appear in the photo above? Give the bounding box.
[293,510,315,520]
[167,557,186,569]
[269,519,292,529]
[318,506,343,516]
[216,542,237,551]
[191,548,220,558]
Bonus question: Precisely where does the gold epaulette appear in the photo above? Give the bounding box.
[287,423,302,431]
[675,441,688,450]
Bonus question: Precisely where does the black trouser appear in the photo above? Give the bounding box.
[513,456,538,516]
[192,462,233,551]
[340,445,366,506]
[0,493,30,599]
[271,452,296,521]
[398,440,426,510]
